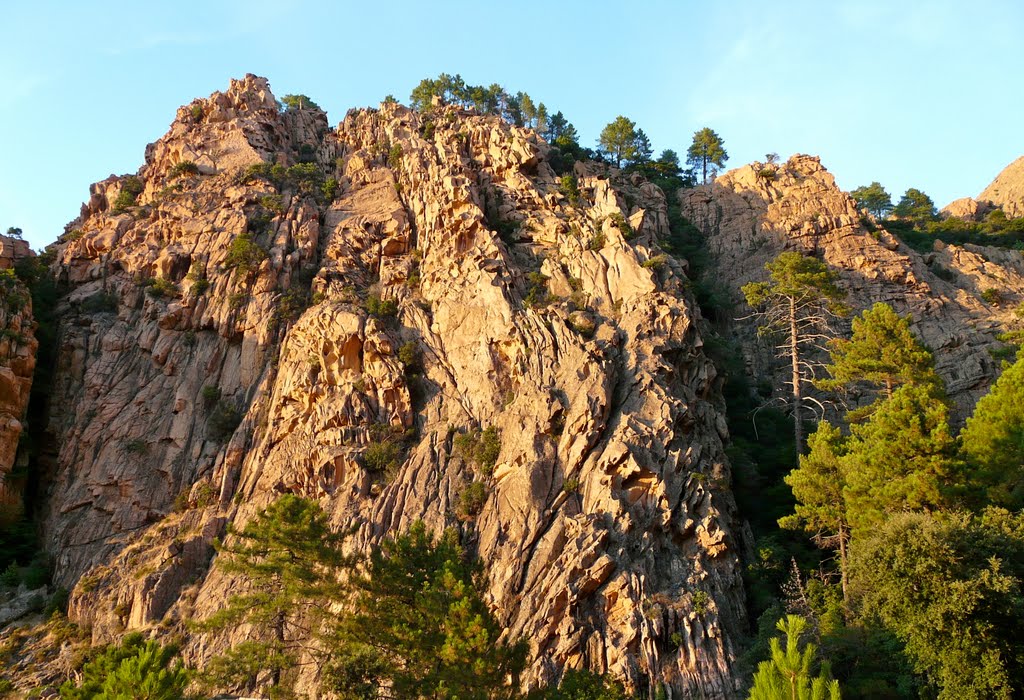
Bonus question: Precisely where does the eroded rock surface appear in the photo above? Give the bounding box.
[32,76,746,698]
[680,155,1024,419]
[0,236,37,511]
[979,155,1024,218]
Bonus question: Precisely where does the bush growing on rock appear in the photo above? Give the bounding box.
[207,400,241,442]
[457,481,489,520]
[168,161,200,179]
[223,233,268,279]
[365,294,398,318]
[454,426,501,474]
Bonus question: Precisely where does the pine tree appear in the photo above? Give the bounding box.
[816,302,940,419]
[748,615,841,700]
[197,495,350,696]
[960,354,1024,509]
[892,188,937,225]
[779,422,851,602]
[59,633,189,700]
[598,116,638,168]
[849,182,893,219]
[324,522,526,699]
[686,127,728,184]
[841,384,958,531]
[742,252,846,455]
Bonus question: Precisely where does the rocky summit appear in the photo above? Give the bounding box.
[3,74,1024,699]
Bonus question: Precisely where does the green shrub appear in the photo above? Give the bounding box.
[112,176,144,213]
[398,341,421,373]
[322,177,338,201]
[608,212,635,240]
[168,161,200,179]
[388,144,403,170]
[558,175,581,206]
[208,400,241,442]
[641,254,668,270]
[363,442,400,473]
[525,272,552,308]
[58,634,189,700]
[457,481,489,520]
[81,291,118,313]
[200,384,221,407]
[563,477,580,493]
[122,439,148,455]
[569,313,596,338]
[224,233,268,279]
[281,94,322,111]
[587,231,607,251]
[190,104,203,122]
[981,288,1002,305]
[0,564,18,587]
[365,294,398,318]
[144,277,178,298]
[454,426,501,474]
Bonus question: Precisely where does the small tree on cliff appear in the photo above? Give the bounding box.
[742,252,846,456]
[686,127,728,184]
[850,182,893,219]
[598,116,641,168]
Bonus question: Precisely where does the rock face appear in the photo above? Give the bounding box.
[36,76,746,697]
[940,196,993,221]
[680,155,1024,419]
[979,155,1024,218]
[0,237,37,513]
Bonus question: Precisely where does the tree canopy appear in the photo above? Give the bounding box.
[850,182,893,219]
[597,116,641,168]
[748,615,841,700]
[892,188,937,225]
[742,252,846,453]
[686,127,728,184]
[960,354,1024,509]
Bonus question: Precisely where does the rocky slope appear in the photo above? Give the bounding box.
[26,76,746,697]
[680,155,1024,419]
[0,236,37,514]
[979,155,1024,218]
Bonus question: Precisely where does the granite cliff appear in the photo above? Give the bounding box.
[24,76,746,697]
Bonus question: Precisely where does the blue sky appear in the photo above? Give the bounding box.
[2,0,1021,249]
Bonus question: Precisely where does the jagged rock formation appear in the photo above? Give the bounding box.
[0,236,37,512]
[979,155,1024,218]
[680,155,1024,419]
[33,76,746,697]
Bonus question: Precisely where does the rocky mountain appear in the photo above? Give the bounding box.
[979,155,1024,218]
[20,75,746,697]
[0,236,36,513]
[680,155,1024,420]
[6,73,1024,698]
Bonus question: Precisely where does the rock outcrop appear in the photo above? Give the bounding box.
[680,155,1024,419]
[979,155,1024,218]
[29,76,746,698]
[0,237,37,513]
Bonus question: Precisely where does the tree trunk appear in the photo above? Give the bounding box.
[702,156,708,185]
[790,297,803,456]
[838,521,849,606]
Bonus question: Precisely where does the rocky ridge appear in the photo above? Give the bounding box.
[26,76,746,697]
[0,236,37,513]
[680,155,1024,419]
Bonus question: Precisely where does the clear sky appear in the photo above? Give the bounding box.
[2,0,1022,250]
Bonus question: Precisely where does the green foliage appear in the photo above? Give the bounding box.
[200,385,221,409]
[454,426,502,474]
[816,303,940,416]
[223,233,268,279]
[532,669,629,699]
[144,277,178,299]
[841,384,958,530]
[457,481,489,520]
[364,294,398,318]
[525,271,553,308]
[961,354,1024,509]
[850,508,1024,699]
[326,521,526,699]
[892,188,937,225]
[558,174,581,206]
[362,442,400,474]
[779,421,849,548]
[200,495,349,697]
[207,400,241,442]
[587,230,607,251]
[398,340,421,373]
[686,127,728,184]
[168,161,199,179]
[112,176,144,213]
[59,633,189,700]
[748,615,841,700]
[593,116,638,169]
[280,94,322,111]
[850,182,893,219]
